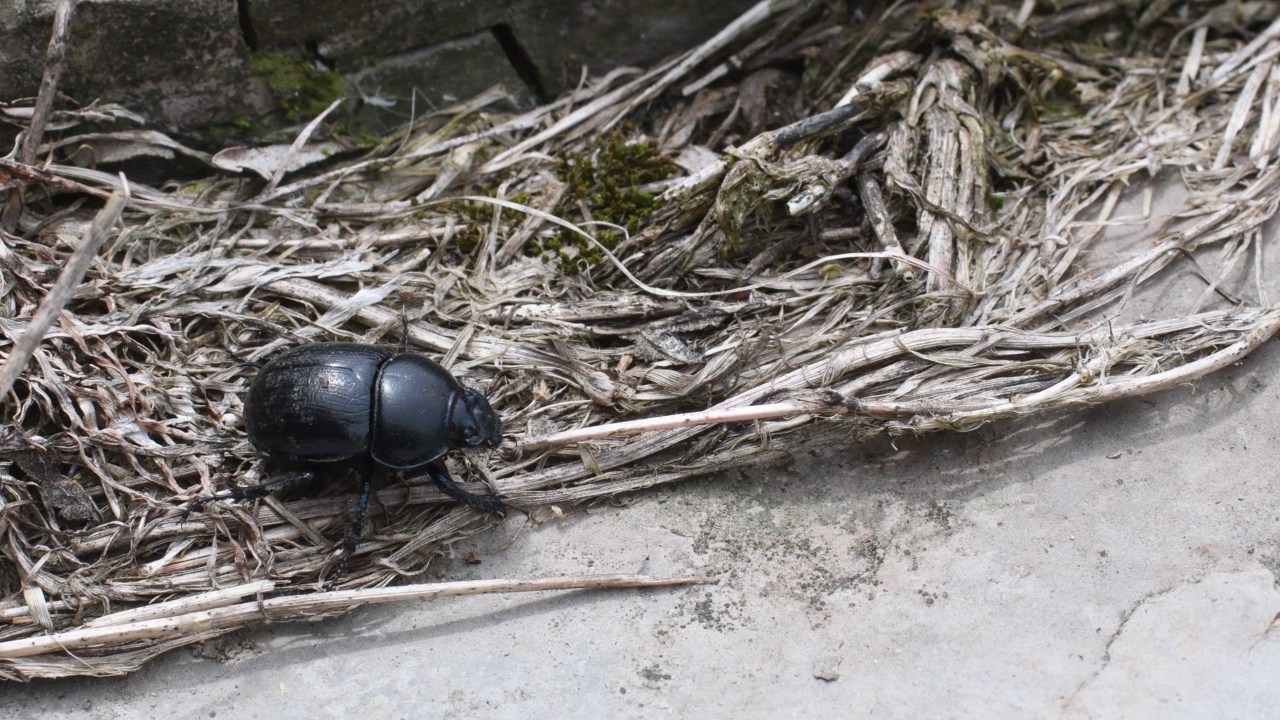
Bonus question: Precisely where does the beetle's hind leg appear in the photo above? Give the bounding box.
[428,460,511,515]
[182,470,317,518]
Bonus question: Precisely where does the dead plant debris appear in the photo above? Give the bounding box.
[3,0,1280,680]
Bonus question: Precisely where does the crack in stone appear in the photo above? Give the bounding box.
[236,0,258,52]
[490,23,549,103]
[1064,578,1197,709]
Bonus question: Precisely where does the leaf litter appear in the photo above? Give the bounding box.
[2,0,1280,679]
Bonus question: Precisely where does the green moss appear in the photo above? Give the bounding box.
[456,231,480,255]
[525,126,676,273]
[453,190,533,256]
[329,126,383,149]
[302,185,324,205]
[206,117,253,141]
[250,53,344,124]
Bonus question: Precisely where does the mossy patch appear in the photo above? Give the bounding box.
[450,191,532,256]
[524,127,677,273]
[250,53,345,124]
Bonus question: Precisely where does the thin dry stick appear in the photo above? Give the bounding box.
[83,580,277,628]
[604,0,803,129]
[16,0,77,166]
[1,0,78,230]
[0,184,128,398]
[512,309,1275,455]
[851,316,1280,425]
[254,70,638,204]
[1211,15,1280,83]
[513,400,835,454]
[480,60,684,173]
[0,574,706,660]
[482,0,798,171]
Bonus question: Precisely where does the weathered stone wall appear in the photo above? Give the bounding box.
[1,0,758,134]
[2,1,255,128]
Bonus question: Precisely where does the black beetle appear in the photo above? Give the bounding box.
[191,342,508,573]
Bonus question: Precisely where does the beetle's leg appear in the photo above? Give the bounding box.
[427,460,510,515]
[334,459,380,580]
[182,471,316,517]
[228,470,318,501]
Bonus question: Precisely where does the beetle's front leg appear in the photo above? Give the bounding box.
[182,470,317,517]
[427,460,510,515]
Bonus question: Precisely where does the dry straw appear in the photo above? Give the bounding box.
[3,0,1280,680]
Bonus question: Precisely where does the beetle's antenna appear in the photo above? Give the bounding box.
[399,305,410,354]
[217,342,262,369]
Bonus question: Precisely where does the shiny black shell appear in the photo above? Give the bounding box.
[244,343,466,468]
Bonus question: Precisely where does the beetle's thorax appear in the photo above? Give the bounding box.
[369,353,464,468]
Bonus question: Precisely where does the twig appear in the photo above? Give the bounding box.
[0,574,707,660]
[16,0,77,167]
[256,69,639,204]
[480,61,685,173]
[0,183,128,399]
[660,86,889,207]
[1211,15,1280,83]
[856,308,1280,426]
[680,0,824,97]
[450,196,963,299]
[83,580,277,628]
[858,172,914,279]
[1,0,78,230]
[482,0,799,171]
[513,400,837,454]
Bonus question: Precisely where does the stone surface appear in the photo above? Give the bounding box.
[0,0,760,132]
[0,0,257,128]
[341,30,525,135]
[1070,571,1280,718]
[253,0,759,97]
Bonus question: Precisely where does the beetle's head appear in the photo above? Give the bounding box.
[451,387,503,449]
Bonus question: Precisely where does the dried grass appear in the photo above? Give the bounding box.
[4,0,1280,680]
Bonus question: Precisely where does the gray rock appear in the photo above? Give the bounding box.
[341,30,527,135]
[0,0,258,129]
[1,0,760,135]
